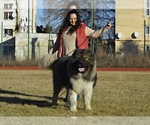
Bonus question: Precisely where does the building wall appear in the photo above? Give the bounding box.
[17,0,36,33]
[115,9,144,54]
[15,33,57,60]
[0,0,36,37]
[0,0,37,59]
[115,0,150,55]
[0,0,17,37]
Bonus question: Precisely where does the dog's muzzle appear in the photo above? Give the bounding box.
[77,60,88,73]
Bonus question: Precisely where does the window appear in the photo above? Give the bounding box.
[145,0,150,16]
[4,3,14,20]
[4,29,13,36]
[4,12,13,20]
[4,4,13,9]
[3,46,15,60]
[145,26,150,35]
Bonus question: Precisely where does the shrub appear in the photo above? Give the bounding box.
[0,59,38,67]
[0,53,150,68]
[96,53,150,68]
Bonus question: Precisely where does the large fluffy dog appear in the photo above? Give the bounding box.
[51,49,97,112]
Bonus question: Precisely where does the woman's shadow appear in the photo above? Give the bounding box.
[0,89,52,107]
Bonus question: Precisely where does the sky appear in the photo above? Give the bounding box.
[36,0,116,27]
[36,0,44,26]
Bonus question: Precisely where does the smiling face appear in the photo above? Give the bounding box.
[69,13,77,26]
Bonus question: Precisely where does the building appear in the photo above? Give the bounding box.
[0,0,36,35]
[115,0,150,56]
[0,0,37,59]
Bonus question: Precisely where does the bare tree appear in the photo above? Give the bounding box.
[40,0,115,54]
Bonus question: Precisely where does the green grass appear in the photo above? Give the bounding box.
[0,70,150,116]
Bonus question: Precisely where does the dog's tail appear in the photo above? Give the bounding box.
[38,52,57,70]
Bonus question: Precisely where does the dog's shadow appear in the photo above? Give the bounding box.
[0,89,53,107]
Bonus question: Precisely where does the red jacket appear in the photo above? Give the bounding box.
[57,23,89,58]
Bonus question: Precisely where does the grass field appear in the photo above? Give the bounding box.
[0,69,150,116]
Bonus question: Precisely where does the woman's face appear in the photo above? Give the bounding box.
[69,13,77,26]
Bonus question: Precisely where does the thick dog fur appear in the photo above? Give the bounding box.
[51,49,97,112]
[38,52,57,69]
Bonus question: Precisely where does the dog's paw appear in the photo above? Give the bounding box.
[85,106,92,111]
[70,109,77,112]
[51,105,57,109]
[70,106,77,112]
[50,103,58,109]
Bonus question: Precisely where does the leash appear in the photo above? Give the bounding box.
[65,27,106,57]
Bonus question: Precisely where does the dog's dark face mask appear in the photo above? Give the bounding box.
[71,49,95,73]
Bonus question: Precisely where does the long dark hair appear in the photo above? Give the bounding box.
[58,9,81,36]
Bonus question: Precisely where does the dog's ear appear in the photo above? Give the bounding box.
[87,49,96,59]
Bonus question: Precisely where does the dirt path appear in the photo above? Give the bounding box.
[0,66,150,72]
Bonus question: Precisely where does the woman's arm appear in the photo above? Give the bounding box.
[85,22,111,38]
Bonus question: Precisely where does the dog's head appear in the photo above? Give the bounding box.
[70,49,96,73]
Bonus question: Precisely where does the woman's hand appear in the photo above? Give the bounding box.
[105,22,112,29]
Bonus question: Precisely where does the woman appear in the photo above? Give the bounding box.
[51,9,111,58]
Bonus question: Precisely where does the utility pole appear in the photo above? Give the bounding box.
[0,22,3,59]
[144,20,146,56]
[28,0,30,64]
[48,21,51,53]
[91,0,94,29]
[90,0,95,53]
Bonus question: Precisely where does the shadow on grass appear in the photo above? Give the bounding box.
[0,89,53,107]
